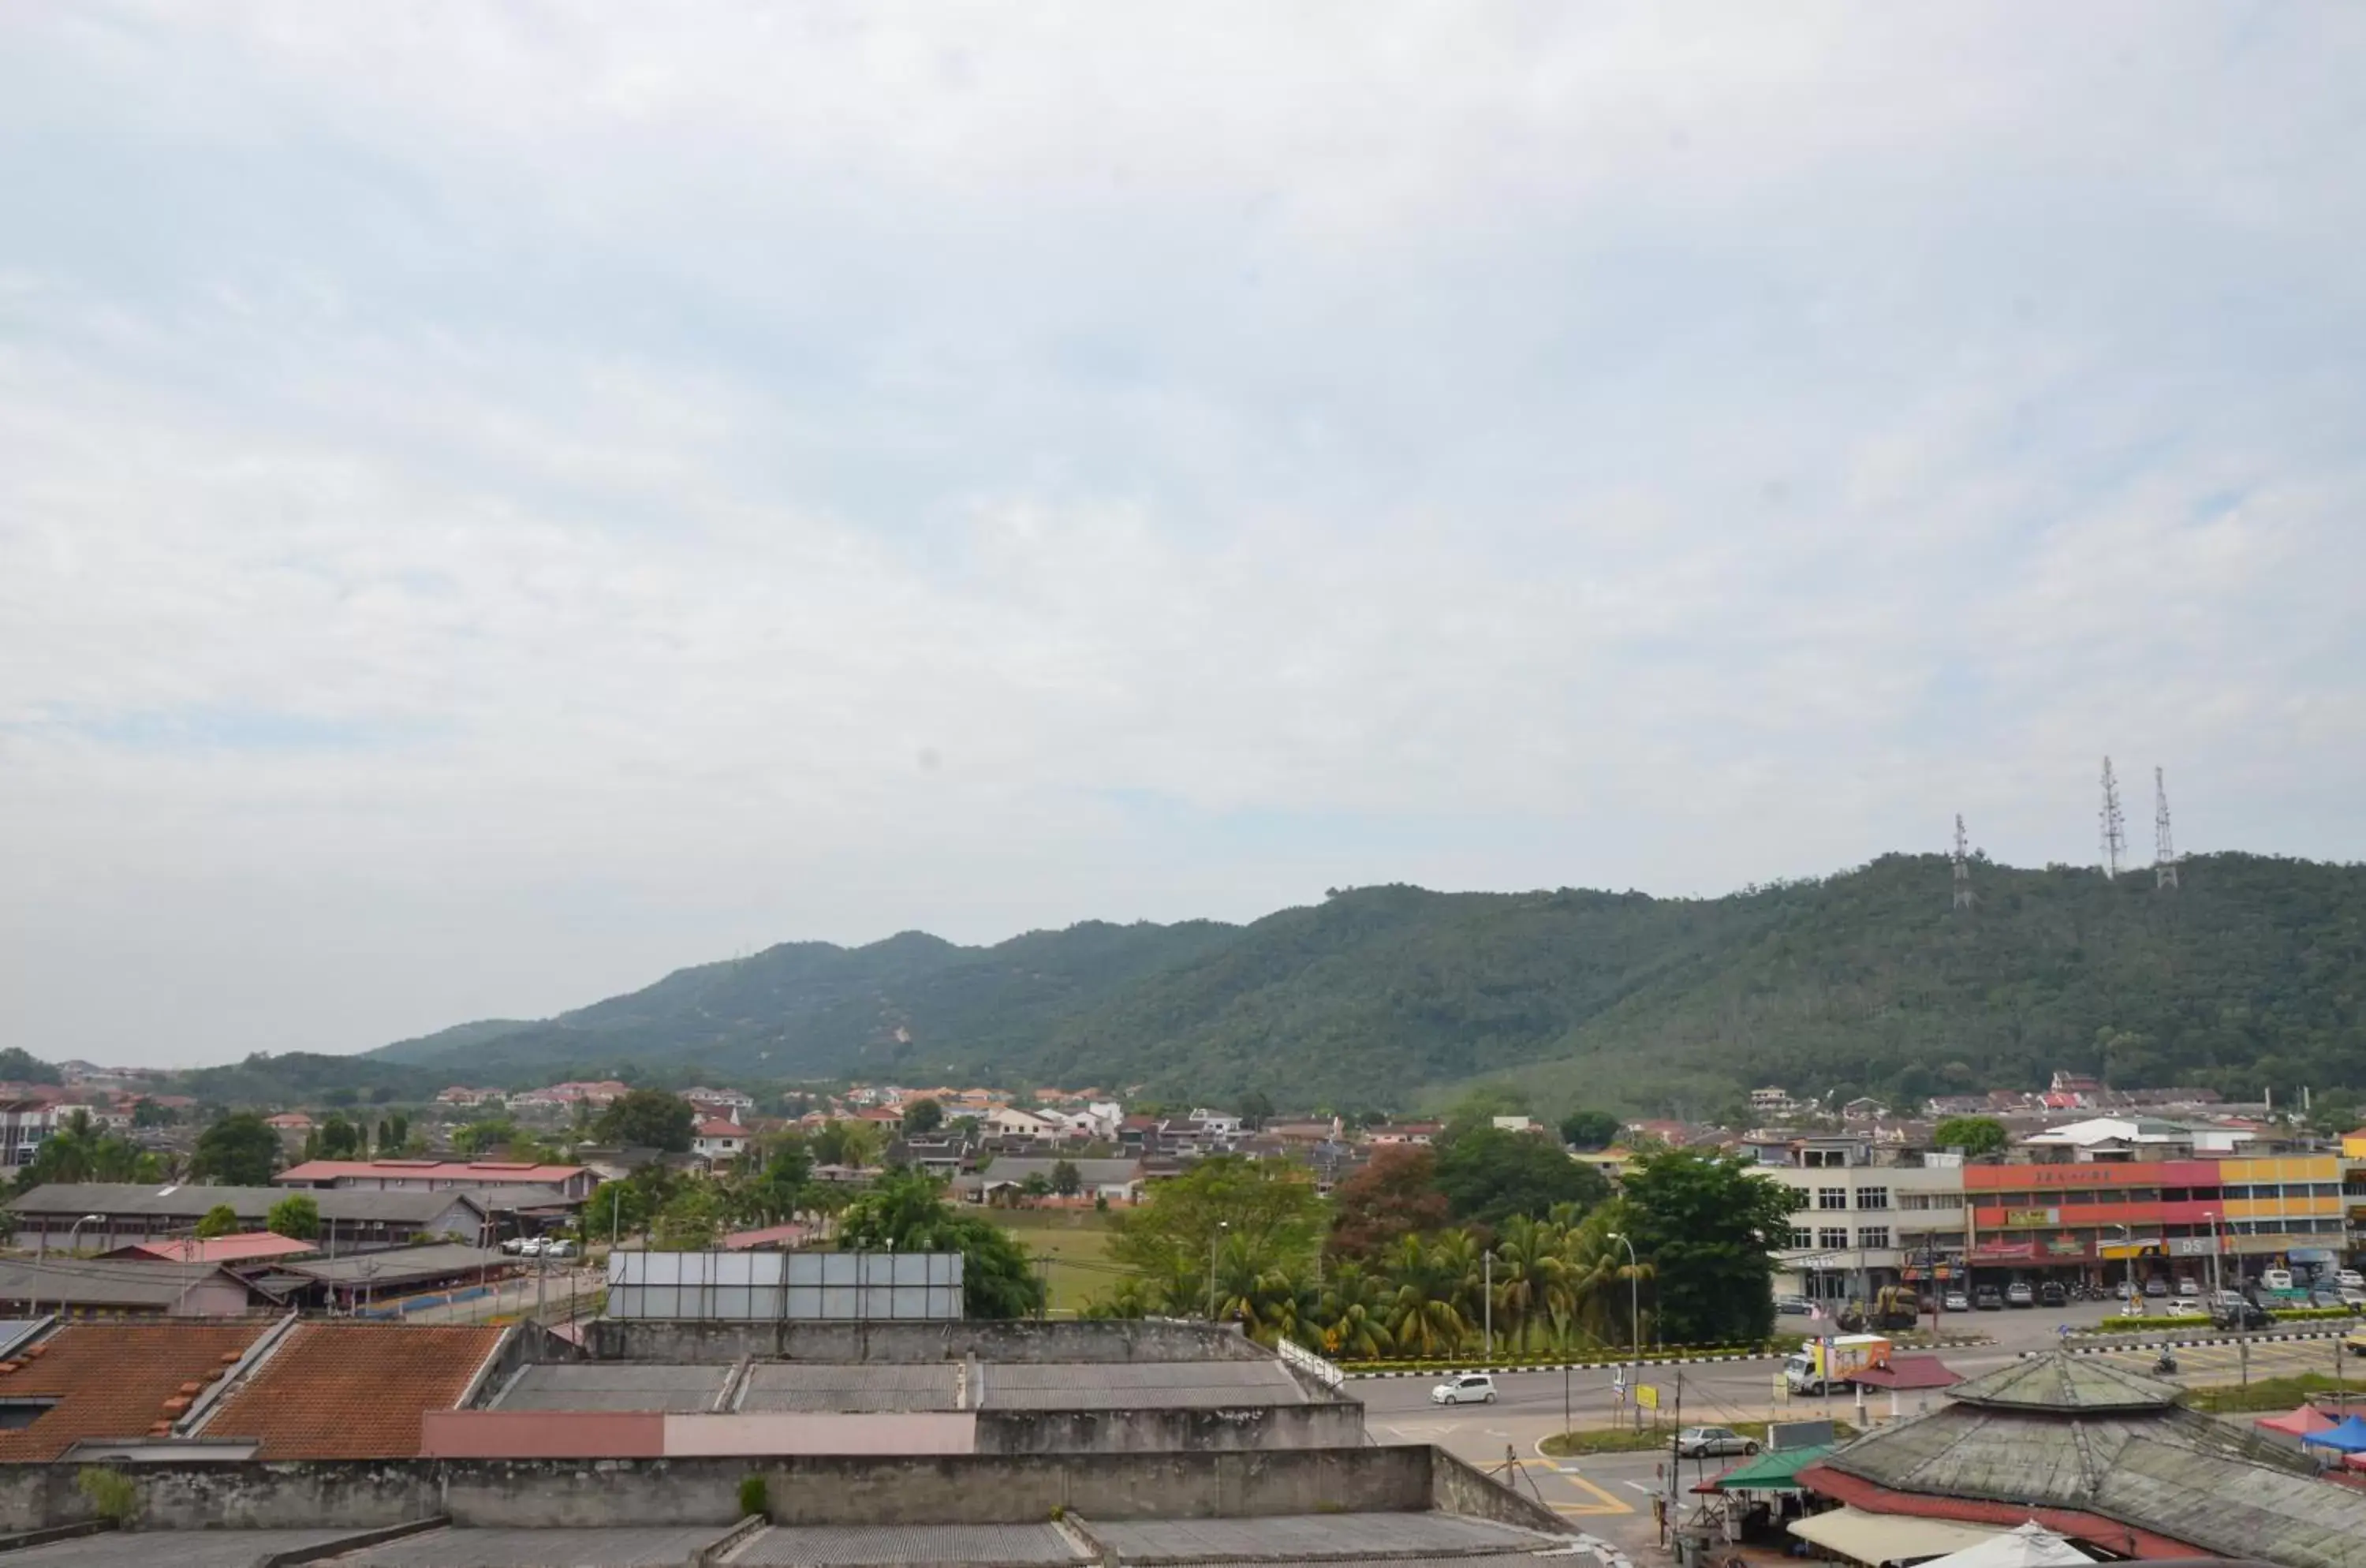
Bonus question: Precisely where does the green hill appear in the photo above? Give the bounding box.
[340,850,2366,1116]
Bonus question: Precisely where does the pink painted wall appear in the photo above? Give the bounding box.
[420,1409,664,1458]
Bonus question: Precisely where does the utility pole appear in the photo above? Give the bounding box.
[2100,758,2126,879]
[2153,767,2179,890]
[1483,1250,1493,1362]
[1951,816,1975,910]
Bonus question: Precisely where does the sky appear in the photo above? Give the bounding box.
[3,3,2364,1070]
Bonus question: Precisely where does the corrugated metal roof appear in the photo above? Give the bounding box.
[9,1183,487,1224]
[1946,1353,2180,1412]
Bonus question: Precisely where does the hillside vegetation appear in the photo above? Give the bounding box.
[330,851,2365,1116]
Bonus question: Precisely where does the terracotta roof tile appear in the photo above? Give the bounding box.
[0,1322,269,1462]
[204,1322,505,1459]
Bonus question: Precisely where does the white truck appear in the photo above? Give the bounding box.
[1785,1334,1891,1394]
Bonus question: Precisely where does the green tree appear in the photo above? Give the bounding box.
[1931,1115,2010,1158]
[317,1114,363,1160]
[741,1137,815,1224]
[901,1098,945,1133]
[0,1048,62,1085]
[595,1090,697,1153]
[836,1170,1043,1320]
[1235,1090,1274,1131]
[584,1167,681,1245]
[653,1185,726,1249]
[191,1113,282,1185]
[1612,1150,1794,1346]
[1558,1110,1622,1151]
[1108,1156,1325,1315]
[132,1099,181,1129]
[1315,1259,1396,1359]
[453,1119,524,1158]
[1381,1234,1471,1358]
[1051,1159,1082,1198]
[266,1193,321,1241]
[810,1118,886,1169]
[1432,1127,1609,1228]
[195,1204,240,1239]
[1325,1145,1449,1261]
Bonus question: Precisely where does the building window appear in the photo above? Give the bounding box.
[1898,1192,1934,1211]
[1817,1187,1849,1211]
[1857,1187,1889,1211]
[1818,1227,1849,1251]
[1789,1229,1816,1250]
[1857,1227,1890,1250]
[0,1400,56,1431]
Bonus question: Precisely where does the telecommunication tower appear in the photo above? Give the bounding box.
[2154,766,2179,890]
[2099,757,2126,879]
[1951,815,1975,909]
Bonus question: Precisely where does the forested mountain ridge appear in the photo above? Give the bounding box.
[335,851,2366,1116]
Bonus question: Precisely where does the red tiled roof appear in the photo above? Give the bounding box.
[108,1232,318,1265]
[696,1118,746,1137]
[274,1159,586,1185]
[0,1322,269,1461]
[1797,1464,2203,1559]
[203,1322,505,1459]
[1848,1355,1962,1391]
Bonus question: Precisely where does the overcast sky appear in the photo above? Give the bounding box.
[4,4,2363,1070]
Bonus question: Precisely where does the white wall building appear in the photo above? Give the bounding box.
[1757,1154,1969,1303]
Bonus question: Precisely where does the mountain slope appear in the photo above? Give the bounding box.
[362,852,2366,1112]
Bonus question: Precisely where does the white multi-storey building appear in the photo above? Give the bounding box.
[1753,1137,1969,1303]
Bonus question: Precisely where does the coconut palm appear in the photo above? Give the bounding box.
[1316,1259,1396,1360]
[1383,1234,1470,1358]
[1491,1214,1567,1354]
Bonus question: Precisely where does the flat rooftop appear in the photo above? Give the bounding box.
[333,1524,733,1566]
[490,1359,1311,1414]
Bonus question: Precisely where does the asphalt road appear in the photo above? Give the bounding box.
[1361,1302,2362,1554]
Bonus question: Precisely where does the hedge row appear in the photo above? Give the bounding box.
[1335,1343,1781,1373]
[2092,1305,2359,1335]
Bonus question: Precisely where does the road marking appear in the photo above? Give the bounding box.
[1621,1480,1658,1496]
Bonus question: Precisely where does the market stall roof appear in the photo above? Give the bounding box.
[1850,1356,1962,1391]
[1915,1521,2095,1568]
[2299,1415,2366,1454]
[2255,1404,2338,1438]
[1700,1443,1835,1492]
[1789,1506,2001,1564]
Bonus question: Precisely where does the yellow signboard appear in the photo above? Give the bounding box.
[1636,1384,1659,1410]
[2004,1208,2061,1226]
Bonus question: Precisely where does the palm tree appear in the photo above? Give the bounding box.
[1559,1208,1653,1351]
[1383,1234,1469,1359]
[1316,1259,1396,1360]
[1491,1215,1566,1355]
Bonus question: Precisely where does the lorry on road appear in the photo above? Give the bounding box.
[1785,1334,1891,1394]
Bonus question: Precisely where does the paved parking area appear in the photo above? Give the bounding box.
[724,1523,1086,1564]
[7,1530,371,1567]
[338,1525,733,1566]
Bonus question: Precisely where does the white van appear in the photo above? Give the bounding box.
[2260,1268,2294,1293]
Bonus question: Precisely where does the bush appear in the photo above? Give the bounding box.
[737,1473,768,1519]
[77,1468,136,1525]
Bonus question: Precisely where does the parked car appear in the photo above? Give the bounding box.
[2306,1287,2347,1310]
[2211,1296,2271,1331]
[1431,1374,1497,1406]
[1942,1291,1970,1313]
[516,1237,546,1257]
[2174,1278,2199,1297]
[2144,1278,2170,1297]
[1676,1427,1760,1458]
[1973,1286,2004,1311]
[1775,1295,1817,1317]
[2338,1269,2364,1291]
[2037,1282,2067,1308]
[2005,1282,2035,1308]
[498,1237,528,1255]
[542,1238,578,1260]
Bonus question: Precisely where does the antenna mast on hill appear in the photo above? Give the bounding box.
[2099,757,2126,879]
[1951,815,1975,910]
[2154,766,2179,890]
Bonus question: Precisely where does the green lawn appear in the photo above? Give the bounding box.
[2181,1371,2366,1413]
[1541,1419,1858,1457]
[994,1207,1130,1314]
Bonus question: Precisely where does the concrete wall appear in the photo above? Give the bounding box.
[1,1447,1443,1533]
[972,1402,1364,1455]
[581,1317,1263,1365]
[1428,1445,1582,1536]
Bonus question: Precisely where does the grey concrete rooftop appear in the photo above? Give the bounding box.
[739,1361,962,1413]
[723,1522,1087,1564]
[7,1530,371,1567]
[335,1524,737,1566]
[487,1358,1315,1413]
[979,1360,1308,1410]
[498,1362,731,1412]
[1077,1514,1558,1563]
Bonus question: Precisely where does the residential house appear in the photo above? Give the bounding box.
[1367,1122,1442,1147]
[956,1158,1144,1204]
[0,1097,98,1169]
[435,1087,504,1107]
[264,1112,314,1133]
[274,1158,596,1202]
[9,1182,495,1253]
[985,1107,1062,1140]
[692,1118,752,1163]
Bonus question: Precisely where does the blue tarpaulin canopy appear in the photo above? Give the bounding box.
[2299,1415,2366,1453]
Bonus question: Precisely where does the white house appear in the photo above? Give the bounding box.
[986,1107,1062,1139]
[693,1117,752,1163]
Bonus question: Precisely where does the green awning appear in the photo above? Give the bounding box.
[1711,1443,1837,1491]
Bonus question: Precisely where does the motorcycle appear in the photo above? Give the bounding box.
[2153,1349,2178,1376]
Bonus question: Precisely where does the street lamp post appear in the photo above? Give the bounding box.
[33,1213,105,1322]
[2204,1211,2222,1298]
[1483,1250,1494,1361]
[1607,1232,1640,1365]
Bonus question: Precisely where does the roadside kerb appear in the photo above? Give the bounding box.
[1344,1349,1782,1380]
[2028,1326,2358,1359]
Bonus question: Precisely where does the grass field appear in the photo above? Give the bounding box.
[994,1207,1132,1314]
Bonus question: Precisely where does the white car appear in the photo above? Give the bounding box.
[542,1238,578,1260]
[1431,1373,1498,1406]
[2338,1270,2364,1291]
[516,1237,546,1257]
[2176,1279,2200,1298]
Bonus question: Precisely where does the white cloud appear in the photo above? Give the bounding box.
[1,2,2361,1065]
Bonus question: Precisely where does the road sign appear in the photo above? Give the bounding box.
[1636,1384,1659,1410]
